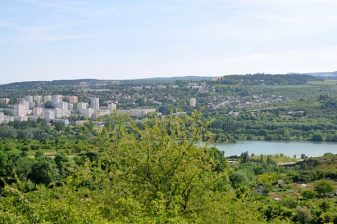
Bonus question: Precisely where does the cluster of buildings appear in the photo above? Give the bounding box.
[208,94,284,110]
[0,94,159,125]
[0,95,117,124]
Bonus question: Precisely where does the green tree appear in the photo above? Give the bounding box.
[295,206,313,224]
[230,171,248,188]
[311,133,324,141]
[17,129,34,140]
[240,151,250,163]
[314,180,334,197]
[0,126,17,138]
[98,113,229,213]
[158,105,170,115]
[28,158,59,185]
[0,151,9,176]
[54,122,65,131]
[44,101,55,109]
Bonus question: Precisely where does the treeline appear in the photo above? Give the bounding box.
[209,117,337,142]
[218,74,320,85]
[0,120,80,141]
[208,96,337,142]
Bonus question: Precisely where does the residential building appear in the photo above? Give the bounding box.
[118,109,156,118]
[18,99,29,107]
[25,95,33,103]
[33,107,43,119]
[44,109,55,122]
[75,120,88,125]
[90,97,100,110]
[190,98,197,107]
[68,103,74,111]
[68,96,78,104]
[83,108,95,119]
[54,108,63,119]
[229,111,240,117]
[0,98,10,104]
[58,102,68,110]
[77,102,88,113]
[4,116,14,123]
[108,103,117,112]
[14,103,28,117]
[93,109,110,119]
[0,112,4,124]
[33,95,43,103]
[52,95,62,105]
[44,95,52,103]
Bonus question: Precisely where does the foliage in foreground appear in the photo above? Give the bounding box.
[0,113,272,223]
[0,113,336,223]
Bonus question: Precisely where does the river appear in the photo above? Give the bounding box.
[213,141,337,157]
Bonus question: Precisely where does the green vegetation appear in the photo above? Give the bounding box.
[1,74,337,223]
[219,73,320,85]
[208,95,337,142]
[0,113,336,223]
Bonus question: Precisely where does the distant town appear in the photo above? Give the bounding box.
[0,74,303,126]
[0,94,162,125]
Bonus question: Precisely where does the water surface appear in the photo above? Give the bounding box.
[213,141,337,157]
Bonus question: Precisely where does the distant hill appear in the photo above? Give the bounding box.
[120,76,214,84]
[217,73,321,85]
[0,76,214,88]
[1,72,337,88]
[305,71,337,77]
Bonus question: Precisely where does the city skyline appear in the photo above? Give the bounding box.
[1,0,337,84]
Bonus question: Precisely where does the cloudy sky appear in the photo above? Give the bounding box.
[1,0,337,84]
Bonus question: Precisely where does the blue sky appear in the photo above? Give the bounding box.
[1,0,337,84]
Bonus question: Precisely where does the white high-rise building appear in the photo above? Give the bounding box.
[68,96,78,104]
[108,103,117,113]
[33,107,43,119]
[90,97,100,110]
[68,103,74,111]
[0,112,4,124]
[190,98,197,107]
[83,108,95,119]
[77,102,88,113]
[34,95,43,103]
[18,98,29,106]
[58,102,68,110]
[14,103,28,117]
[54,108,63,119]
[0,98,10,104]
[52,95,62,105]
[44,95,52,103]
[19,99,32,110]
[25,96,33,103]
[44,109,55,122]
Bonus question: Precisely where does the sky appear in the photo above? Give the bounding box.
[1,0,337,84]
